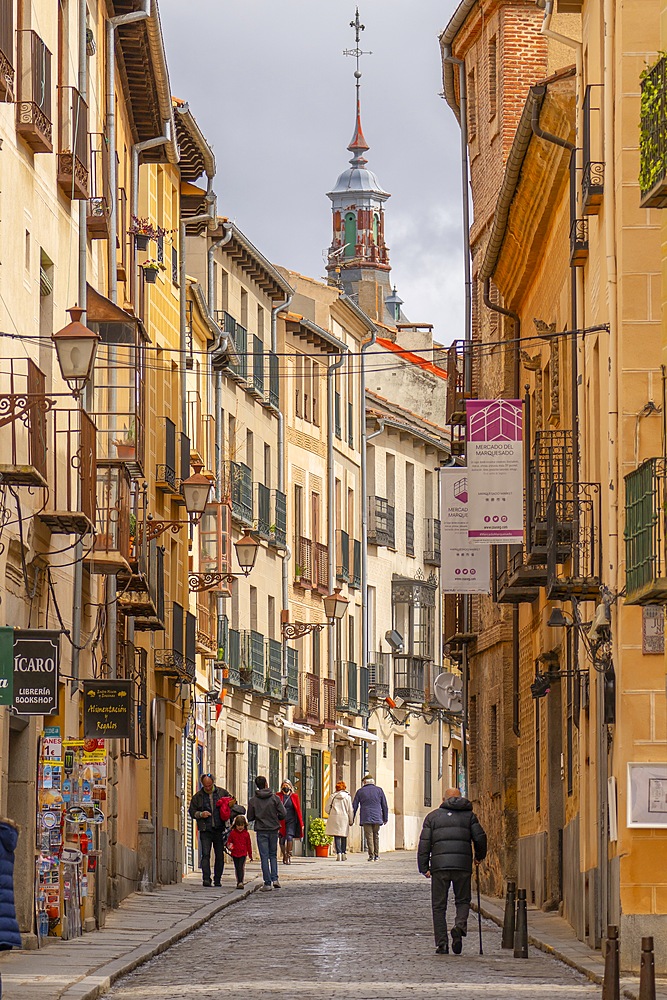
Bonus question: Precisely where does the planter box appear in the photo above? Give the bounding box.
[314,845,330,858]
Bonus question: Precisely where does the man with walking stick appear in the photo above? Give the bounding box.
[417,788,487,956]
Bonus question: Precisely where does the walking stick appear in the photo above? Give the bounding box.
[475,862,483,955]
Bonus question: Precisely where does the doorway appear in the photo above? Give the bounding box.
[393,734,405,849]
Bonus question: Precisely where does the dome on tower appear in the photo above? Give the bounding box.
[328,163,389,199]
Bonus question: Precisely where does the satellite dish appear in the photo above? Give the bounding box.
[433,672,464,713]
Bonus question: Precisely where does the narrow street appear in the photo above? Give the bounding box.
[107,855,598,999]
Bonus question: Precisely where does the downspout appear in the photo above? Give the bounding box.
[360,325,377,775]
[130,125,172,304]
[106,0,150,303]
[180,178,216,432]
[207,223,234,320]
[327,350,348,684]
[540,0,582,81]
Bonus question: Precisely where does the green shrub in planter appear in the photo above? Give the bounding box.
[307,817,332,848]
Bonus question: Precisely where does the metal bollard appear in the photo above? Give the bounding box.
[502,880,516,950]
[602,925,620,1000]
[639,936,656,1000]
[513,888,528,959]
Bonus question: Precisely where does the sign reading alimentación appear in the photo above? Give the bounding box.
[83,680,132,739]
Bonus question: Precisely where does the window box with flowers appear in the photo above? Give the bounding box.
[141,259,165,285]
[129,215,169,251]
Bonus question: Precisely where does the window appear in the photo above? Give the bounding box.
[348,615,355,663]
[469,696,478,785]
[312,362,320,426]
[171,245,179,285]
[250,586,257,631]
[303,356,311,421]
[488,36,497,119]
[247,742,258,804]
[268,595,275,641]
[386,453,395,505]
[269,748,280,794]
[294,484,303,547]
[25,230,31,272]
[295,353,302,417]
[382,741,387,759]
[405,746,410,761]
[344,212,356,256]
[264,443,271,488]
[257,304,265,338]
[424,744,432,808]
[372,213,379,244]
[246,429,253,475]
[468,67,477,142]
[240,288,248,327]
[312,630,321,676]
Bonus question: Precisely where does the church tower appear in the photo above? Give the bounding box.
[327,9,393,324]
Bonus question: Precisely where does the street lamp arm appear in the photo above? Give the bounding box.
[281,621,328,640]
[189,572,242,593]
[142,520,189,543]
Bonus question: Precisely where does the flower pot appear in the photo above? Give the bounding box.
[142,267,157,284]
[315,845,329,858]
[135,234,150,251]
[114,442,135,460]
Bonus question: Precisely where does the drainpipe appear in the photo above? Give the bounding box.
[207,223,234,318]
[360,324,377,775]
[106,0,150,303]
[327,350,348,683]
[179,179,216,432]
[540,0,582,81]
[130,125,172,303]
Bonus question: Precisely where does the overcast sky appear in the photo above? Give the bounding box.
[159,1,463,345]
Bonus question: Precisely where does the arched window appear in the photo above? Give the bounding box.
[372,213,379,244]
[344,212,357,257]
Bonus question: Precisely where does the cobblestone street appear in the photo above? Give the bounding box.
[107,855,599,999]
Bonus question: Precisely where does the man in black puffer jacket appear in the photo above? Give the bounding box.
[417,788,487,955]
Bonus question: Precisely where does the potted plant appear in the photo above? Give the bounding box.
[141,259,164,285]
[307,817,332,858]
[113,421,135,460]
[129,216,168,251]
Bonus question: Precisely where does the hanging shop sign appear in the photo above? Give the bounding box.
[439,468,490,594]
[466,399,523,543]
[12,629,60,715]
[83,680,132,739]
[0,626,14,706]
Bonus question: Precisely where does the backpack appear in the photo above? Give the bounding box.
[216,796,234,823]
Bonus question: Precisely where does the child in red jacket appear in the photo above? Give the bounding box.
[226,814,253,889]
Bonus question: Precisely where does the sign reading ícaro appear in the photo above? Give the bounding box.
[12,629,60,715]
[439,469,490,594]
[466,399,523,543]
[83,680,132,739]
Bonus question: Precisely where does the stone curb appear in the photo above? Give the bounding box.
[57,880,261,1000]
[473,900,657,1000]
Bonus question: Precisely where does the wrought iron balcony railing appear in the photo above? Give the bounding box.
[393,655,427,704]
[582,84,604,215]
[271,489,287,548]
[0,357,50,489]
[405,512,415,557]
[256,482,271,539]
[239,630,266,693]
[359,666,369,716]
[0,0,15,102]
[624,458,667,604]
[368,653,391,699]
[528,430,573,560]
[336,529,350,582]
[88,133,111,239]
[40,407,96,536]
[227,628,242,686]
[582,161,604,215]
[265,638,282,700]
[351,539,361,588]
[228,322,248,382]
[493,544,543,604]
[368,496,395,547]
[16,30,52,152]
[336,660,358,713]
[57,86,89,200]
[229,461,253,525]
[283,646,299,704]
[546,482,602,600]
[314,542,329,592]
[640,56,667,208]
[268,351,279,410]
[250,336,265,399]
[423,518,441,565]
[569,218,589,266]
[445,340,473,425]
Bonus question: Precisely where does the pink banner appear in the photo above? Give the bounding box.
[466,399,523,543]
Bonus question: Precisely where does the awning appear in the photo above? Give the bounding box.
[272,715,315,736]
[336,724,379,743]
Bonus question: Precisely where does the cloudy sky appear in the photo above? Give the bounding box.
[159,1,463,345]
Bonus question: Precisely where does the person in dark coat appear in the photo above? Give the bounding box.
[277,779,304,865]
[0,818,22,958]
[247,776,286,890]
[417,788,487,955]
[352,774,389,861]
[188,774,231,887]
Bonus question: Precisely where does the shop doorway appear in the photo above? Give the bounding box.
[394,734,405,849]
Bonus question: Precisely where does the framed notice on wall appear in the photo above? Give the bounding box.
[627,762,667,828]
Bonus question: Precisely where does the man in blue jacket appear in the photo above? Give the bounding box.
[352,774,389,861]
[417,788,487,955]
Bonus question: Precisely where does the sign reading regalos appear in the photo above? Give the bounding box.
[440,469,490,594]
[466,399,523,543]
[12,629,60,715]
[83,680,132,739]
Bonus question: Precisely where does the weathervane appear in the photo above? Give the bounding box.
[343,6,372,99]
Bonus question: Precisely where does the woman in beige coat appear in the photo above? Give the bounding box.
[325,780,354,860]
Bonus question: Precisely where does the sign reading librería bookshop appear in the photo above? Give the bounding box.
[0,627,60,714]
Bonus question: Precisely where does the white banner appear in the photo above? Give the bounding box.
[440,468,490,594]
[466,399,523,544]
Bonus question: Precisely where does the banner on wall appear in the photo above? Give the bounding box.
[440,469,490,594]
[466,399,523,543]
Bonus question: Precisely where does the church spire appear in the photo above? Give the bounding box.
[345,8,371,165]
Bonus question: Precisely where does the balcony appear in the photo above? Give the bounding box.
[295,536,313,586]
[423,518,441,565]
[283,646,299,704]
[351,539,361,588]
[154,604,196,683]
[16,30,52,152]
[582,161,604,215]
[359,666,369,716]
[336,661,358,713]
[334,391,342,438]
[368,496,395,547]
[582,85,604,215]
[57,87,89,200]
[493,544,543,603]
[87,133,111,239]
[640,56,667,208]
[271,489,287,548]
[240,630,266,693]
[405,512,415,557]
[0,358,50,488]
[86,462,132,575]
[445,340,472,425]
[323,678,336,726]
[368,653,391,699]
[314,542,329,592]
[124,540,165,631]
[229,322,248,382]
[0,1,15,101]
[195,596,216,654]
[250,335,265,400]
[546,482,602,600]
[256,482,271,539]
[336,529,350,582]
[227,628,242,687]
[40,407,96,535]
[569,218,589,266]
[347,400,354,448]
[443,594,476,648]
[296,672,320,725]
[393,655,427,704]
[265,638,282,700]
[528,430,573,561]
[624,458,667,604]
[268,351,279,410]
[229,461,253,525]
[155,417,181,496]
[194,501,233,597]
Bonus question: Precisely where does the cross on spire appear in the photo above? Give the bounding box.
[343,7,372,164]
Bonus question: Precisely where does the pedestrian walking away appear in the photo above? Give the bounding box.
[352,773,388,861]
[226,814,253,889]
[417,787,487,956]
[0,818,22,1000]
[277,778,304,865]
[247,775,286,890]
[326,780,354,860]
[188,773,231,887]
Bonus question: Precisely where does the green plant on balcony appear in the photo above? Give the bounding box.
[639,53,667,196]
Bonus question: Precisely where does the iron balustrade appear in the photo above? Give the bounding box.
[336,529,350,582]
[265,638,282,699]
[229,323,248,381]
[283,646,299,704]
[0,358,50,488]
[569,218,589,267]
[368,496,395,547]
[240,630,266,692]
[492,543,542,604]
[40,406,96,535]
[87,133,111,238]
[405,512,415,557]
[351,539,361,588]
[445,340,473,425]
[336,661,358,713]
[624,458,667,604]
[252,336,265,398]
[368,653,391,699]
[529,430,573,557]
[16,30,52,152]
[256,482,271,539]
[546,482,602,600]
[423,518,441,565]
[582,85,604,215]
[359,666,369,715]
[156,417,179,493]
[229,461,253,524]
[57,86,89,199]
[227,628,242,686]
[0,0,14,101]
[268,352,279,409]
[393,655,427,704]
[271,489,287,547]
[640,56,667,207]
